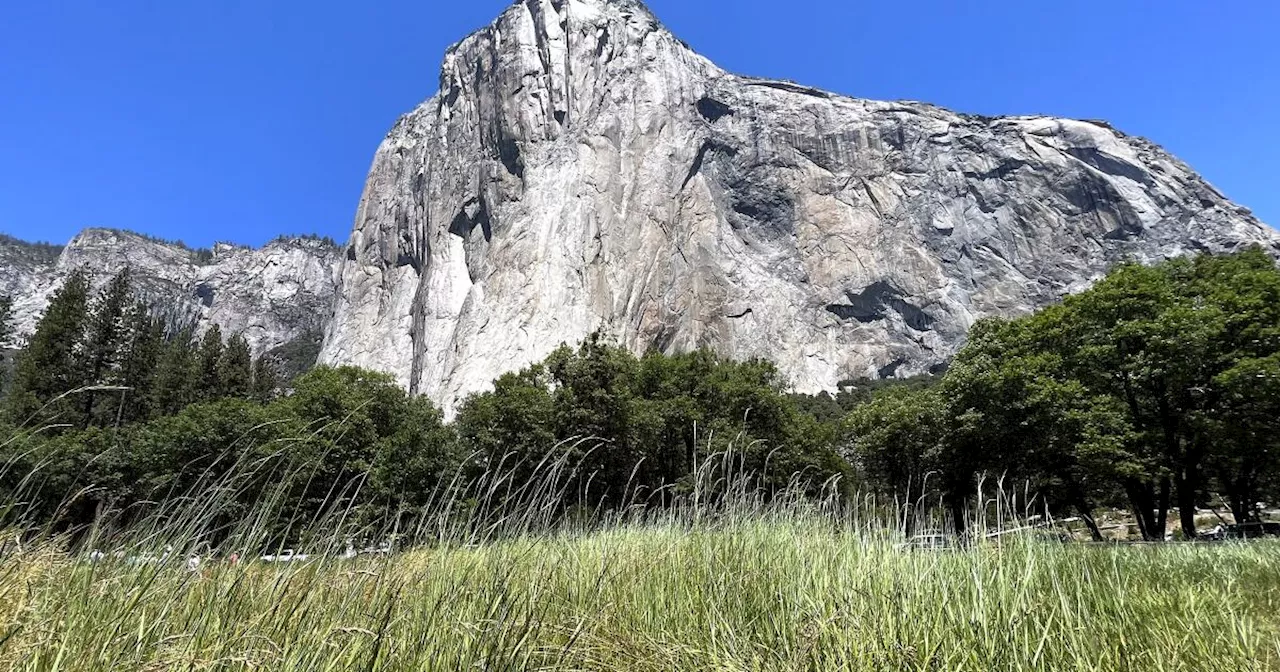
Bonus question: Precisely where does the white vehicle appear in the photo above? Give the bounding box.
[260,549,310,563]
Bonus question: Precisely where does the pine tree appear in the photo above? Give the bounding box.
[0,294,12,346]
[109,301,165,424]
[79,268,133,426]
[218,333,254,399]
[150,327,197,418]
[251,354,280,403]
[0,294,13,392]
[8,269,91,425]
[194,325,224,402]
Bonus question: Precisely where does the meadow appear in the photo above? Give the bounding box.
[2,468,1278,672]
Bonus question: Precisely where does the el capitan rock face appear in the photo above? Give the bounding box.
[319,0,1278,414]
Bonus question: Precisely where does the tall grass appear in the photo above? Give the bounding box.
[1,431,1278,671]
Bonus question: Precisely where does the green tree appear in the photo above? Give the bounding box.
[844,386,946,510]
[923,247,1280,540]
[1206,352,1280,522]
[1063,249,1280,538]
[150,328,198,418]
[1186,250,1280,523]
[938,315,1136,540]
[133,398,278,517]
[456,336,852,506]
[79,268,135,426]
[0,294,12,347]
[8,269,91,426]
[369,397,460,512]
[194,325,225,402]
[4,425,137,528]
[217,334,254,399]
[544,336,643,501]
[455,365,557,482]
[251,354,281,402]
[0,293,13,391]
[277,366,422,522]
[111,302,165,424]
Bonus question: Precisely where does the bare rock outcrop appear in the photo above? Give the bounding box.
[319,0,1277,415]
[1,228,340,358]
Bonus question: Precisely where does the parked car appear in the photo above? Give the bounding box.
[898,532,955,551]
[260,549,310,563]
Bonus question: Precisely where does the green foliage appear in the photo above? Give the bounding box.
[843,386,946,503]
[0,294,12,391]
[4,249,1279,541]
[191,247,215,265]
[217,334,254,399]
[1050,247,1280,537]
[112,302,166,424]
[935,314,1136,537]
[266,330,325,382]
[270,233,339,248]
[150,328,198,417]
[251,354,281,402]
[0,233,64,263]
[0,293,11,346]
[456,334,851,504]
[792,375,939,425]
[194,325,225,402]
[368,397,459,511]
[79,268,134,426]
[281,367,458,522]
[454,366,557,478]
[7,268,91,425]
[131,398,279,523]
[845,247,1280,539]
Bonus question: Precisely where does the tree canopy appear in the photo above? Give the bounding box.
[3,249,1279,541]
[845,247,1280,539]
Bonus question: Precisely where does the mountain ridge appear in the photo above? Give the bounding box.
[0,228,341,362]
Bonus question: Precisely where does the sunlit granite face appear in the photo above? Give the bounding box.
[317,0,1277,416]
[2,228,340,356]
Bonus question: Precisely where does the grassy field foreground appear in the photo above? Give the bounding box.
[2,517,1278,671]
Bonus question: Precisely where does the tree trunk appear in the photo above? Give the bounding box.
[1126,481,1159,541]
[1177,485,1198,539]
[1079,505,1104,542]
[1155,476,1171,540]
[946,494,967,539]
[1177,465,1198,540]
[1176,445,1203,539]
[1073,492,1105,542]
[1227,475,1257,523]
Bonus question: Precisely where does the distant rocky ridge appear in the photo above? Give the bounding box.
[318,0,1278,415]
[0,228,340,369]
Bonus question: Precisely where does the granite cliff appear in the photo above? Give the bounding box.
[0,229,340,365]
[317,0,1278,414]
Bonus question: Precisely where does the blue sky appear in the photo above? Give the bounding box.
[3,0,1277,248]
